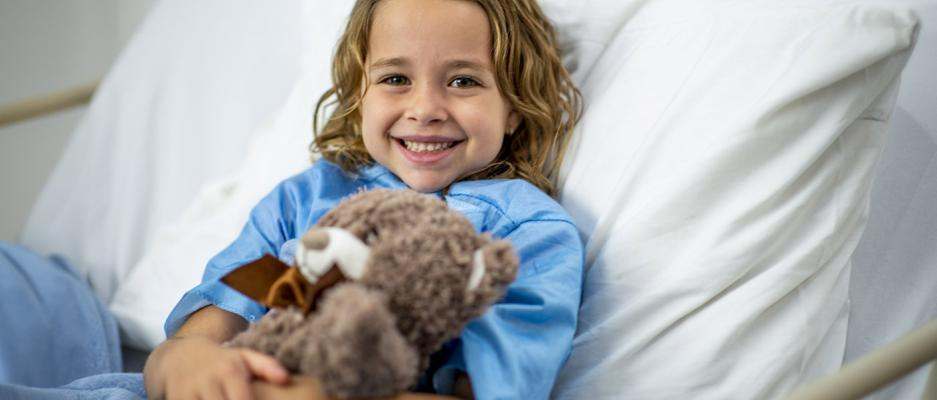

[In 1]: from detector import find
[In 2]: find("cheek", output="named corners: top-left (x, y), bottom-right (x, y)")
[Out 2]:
top-left (360, 93), bottom-right (395, 135)
top-left (454, 110), bottom-right (507, 167)
top-left (456, 98), bottom-right (510, 139)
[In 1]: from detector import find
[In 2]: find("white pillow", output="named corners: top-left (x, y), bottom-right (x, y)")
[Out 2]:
top-left (550, 2), bottom-right (917, 399)
top-left (107, 0), bottom-right (354, 348)
top-left (109, 70), bottom-right (331, 349)
top-left (19, 0), bottom-right (317, 302)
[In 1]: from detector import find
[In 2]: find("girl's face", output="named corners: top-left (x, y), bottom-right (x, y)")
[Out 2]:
top-left (360, 0), bottom-right (519, 193)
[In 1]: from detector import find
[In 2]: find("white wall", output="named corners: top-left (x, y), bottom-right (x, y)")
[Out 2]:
top-left (845, 1), bottom-right (937, 398)
top-left (0, 0), bottom-right (153, 242)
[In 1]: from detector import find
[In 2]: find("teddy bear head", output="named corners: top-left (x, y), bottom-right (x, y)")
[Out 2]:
top-left (306, 188), bottom-right (518, 358)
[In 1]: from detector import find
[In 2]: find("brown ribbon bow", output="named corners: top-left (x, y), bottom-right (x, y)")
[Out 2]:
top-left (221, 254), bottom-right (346, 315)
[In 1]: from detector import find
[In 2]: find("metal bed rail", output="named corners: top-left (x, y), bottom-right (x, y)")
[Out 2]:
top-left (788, 319), bottom-right (937, 400)
top-left (0, 81), bottom-right (98, 128)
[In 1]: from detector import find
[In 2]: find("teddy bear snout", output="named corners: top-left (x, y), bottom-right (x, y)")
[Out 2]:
top-left (296, 227), bottom-right (372, 283)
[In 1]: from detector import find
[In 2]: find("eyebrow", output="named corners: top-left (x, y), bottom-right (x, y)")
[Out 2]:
top-left (369, 57), bottom-right (408, 70)
top-left (445, 59), bottom-right (489, 72)
top-left (368, 57), bottom-right (490, 72)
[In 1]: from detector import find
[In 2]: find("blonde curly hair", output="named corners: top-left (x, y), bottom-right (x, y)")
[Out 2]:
top-left (312, 0), bottom-right (582, 196)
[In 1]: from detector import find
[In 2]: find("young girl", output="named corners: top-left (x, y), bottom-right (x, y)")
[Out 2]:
top-left (144, 0), bottom-right (583, 399)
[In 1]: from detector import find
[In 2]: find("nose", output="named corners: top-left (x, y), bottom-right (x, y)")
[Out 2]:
top-left (301, 228), bottom-right (330, 250)
top-left (405, 83), bottom-right (447, 125)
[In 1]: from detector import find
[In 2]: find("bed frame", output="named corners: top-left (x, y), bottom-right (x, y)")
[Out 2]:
top-left (0, 85), bottom-right (935, 399)
top-left (0, 82), bottom-right (97, 127)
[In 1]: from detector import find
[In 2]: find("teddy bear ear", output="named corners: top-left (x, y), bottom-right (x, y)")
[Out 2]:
top-left (468, 240), bottom-right (519, 293)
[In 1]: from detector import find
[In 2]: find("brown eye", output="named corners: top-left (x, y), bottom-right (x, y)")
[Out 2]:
top-left (380, 75), bottom-right (410, 86)
top-left (450, 76), bottom-right (480, 88)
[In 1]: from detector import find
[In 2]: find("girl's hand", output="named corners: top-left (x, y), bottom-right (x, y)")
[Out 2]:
top-left (144, 304), bottom-right (290, 400)
top-left (145, 335), bottom-right (289, 400)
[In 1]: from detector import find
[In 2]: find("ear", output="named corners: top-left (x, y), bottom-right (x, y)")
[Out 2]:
top-left (459, 239), bottom-right (519, 321)
top-left (505, 110), bottom-right (522, 136)
top-left (472, 240), bottom-right (519, 292)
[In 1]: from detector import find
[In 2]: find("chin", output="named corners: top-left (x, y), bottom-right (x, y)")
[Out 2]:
top-left (401, 174), bottom-right (452, 193)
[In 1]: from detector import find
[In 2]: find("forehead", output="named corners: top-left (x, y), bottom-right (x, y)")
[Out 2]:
top-left (369, 0), bottom-right (492, 66)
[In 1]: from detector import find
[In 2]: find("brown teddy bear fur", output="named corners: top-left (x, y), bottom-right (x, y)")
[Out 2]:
top-left (226, 189), bottom-right (519, 398)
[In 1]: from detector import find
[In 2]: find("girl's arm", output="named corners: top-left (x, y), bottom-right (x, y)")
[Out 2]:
top-left (167, 304), bottom-right (247, 341)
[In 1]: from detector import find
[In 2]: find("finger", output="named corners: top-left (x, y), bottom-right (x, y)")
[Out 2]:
top-left (198, 381), bottom-right (227, 400)
top-left (240, 350), bottom-right (289, 384)
top-left (221, 376), bottom-right (253, 400)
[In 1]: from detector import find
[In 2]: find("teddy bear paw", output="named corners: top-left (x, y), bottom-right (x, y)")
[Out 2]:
top-left (301, 283), bottom-right (419, 399)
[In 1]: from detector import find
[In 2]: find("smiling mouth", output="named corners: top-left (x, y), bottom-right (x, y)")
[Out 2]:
top-left (396, 138), bottom-right (464, 153)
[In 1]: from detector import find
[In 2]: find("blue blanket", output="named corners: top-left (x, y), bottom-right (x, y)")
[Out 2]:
top-left (0, 242), bottom-right (145, 399)
top-left (0, 373), bottom-right (145, 400)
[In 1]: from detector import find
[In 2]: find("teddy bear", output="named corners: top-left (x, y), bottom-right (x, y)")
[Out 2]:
top-left (219, 188), bottom-right (519, 399)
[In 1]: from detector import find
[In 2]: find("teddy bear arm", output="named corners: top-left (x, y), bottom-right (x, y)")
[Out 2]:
top-left (301, 283), bottom-right (419, 399)
top-left (225, 307), bottom-right (307, 366)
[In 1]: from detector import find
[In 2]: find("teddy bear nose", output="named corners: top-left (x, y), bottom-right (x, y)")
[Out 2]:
top-left (302, 229), bottom-right (330, 250)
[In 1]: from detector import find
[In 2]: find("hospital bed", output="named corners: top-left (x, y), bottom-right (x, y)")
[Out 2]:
top-left (1, 0), bottom-right (936, 399)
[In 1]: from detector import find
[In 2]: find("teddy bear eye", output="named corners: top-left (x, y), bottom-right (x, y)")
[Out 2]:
top-left (365, 230), bottom-right (378, 245)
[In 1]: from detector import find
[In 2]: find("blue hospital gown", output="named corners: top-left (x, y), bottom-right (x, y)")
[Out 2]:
top-left (164, 160), bottom-right (584, 400)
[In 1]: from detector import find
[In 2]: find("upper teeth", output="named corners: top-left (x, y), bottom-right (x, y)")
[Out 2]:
top-left (402, 140), bottom-right (454, 152)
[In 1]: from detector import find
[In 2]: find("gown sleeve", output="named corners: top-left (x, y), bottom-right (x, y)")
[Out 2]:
top-left (432, 218), bottom-right (584, 400)
top-left (163, 183), bottom-right (297, 337)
